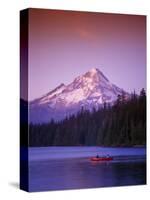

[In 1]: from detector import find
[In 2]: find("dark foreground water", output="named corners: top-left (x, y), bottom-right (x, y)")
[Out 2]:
top-left (28, 147), bottom-right (146, 192)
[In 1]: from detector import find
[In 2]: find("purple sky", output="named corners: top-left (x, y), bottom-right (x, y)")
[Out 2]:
top-left (28, 9), bottom-right (146, 101)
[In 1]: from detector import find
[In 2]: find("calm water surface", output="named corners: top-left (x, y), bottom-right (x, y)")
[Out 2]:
top-left (28, 147), bottom-right (146, 192)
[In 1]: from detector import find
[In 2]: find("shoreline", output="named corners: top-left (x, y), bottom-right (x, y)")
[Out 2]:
top-left (27, 145), bottom-right (146, 148)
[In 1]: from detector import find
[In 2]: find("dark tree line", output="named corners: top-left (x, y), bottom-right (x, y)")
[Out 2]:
top-left (29, 89), bottom-right (146, 147)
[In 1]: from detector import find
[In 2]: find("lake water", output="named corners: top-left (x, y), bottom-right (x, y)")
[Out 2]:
top-left (28, 147), bottom-right (146, 192)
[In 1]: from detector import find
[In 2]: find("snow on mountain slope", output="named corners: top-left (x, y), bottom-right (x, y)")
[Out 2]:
top-left (29, 68), bottom-right (129, 124)
top-left (32, 83), bottom-right (66, 105)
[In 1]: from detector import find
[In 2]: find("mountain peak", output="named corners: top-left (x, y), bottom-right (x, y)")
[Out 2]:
top-left (84, 67), bottom-right (109, 83)
top-left (88, 67), bottom-right (100, 74)
top-left (30, 67), bottom-right (129, 123)
top-left (84, 67), bottom-right (100, 78)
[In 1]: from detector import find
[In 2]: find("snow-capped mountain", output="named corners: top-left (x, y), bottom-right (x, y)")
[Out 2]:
top-left (30, 68), bottom-right (128, 124)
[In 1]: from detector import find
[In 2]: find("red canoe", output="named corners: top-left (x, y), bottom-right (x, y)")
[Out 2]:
top-left (90, 157), bottom-right (113, 161)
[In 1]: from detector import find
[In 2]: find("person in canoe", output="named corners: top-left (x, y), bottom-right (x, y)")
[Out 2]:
top-left (96, 154), bottom-right (110, 159)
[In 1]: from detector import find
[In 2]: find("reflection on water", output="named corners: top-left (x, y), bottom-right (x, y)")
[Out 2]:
top-left (29, 156), bottom-right (146, 192)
